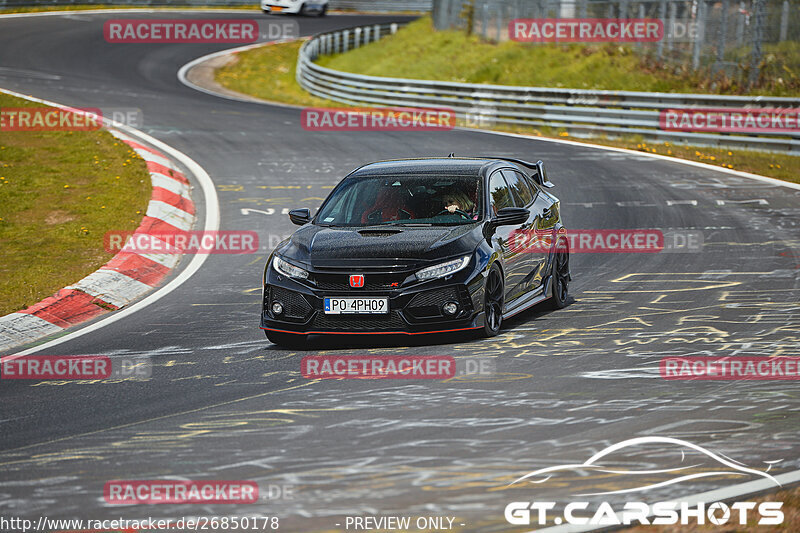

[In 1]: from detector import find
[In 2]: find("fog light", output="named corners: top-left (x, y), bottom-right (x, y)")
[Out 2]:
top-left (443, 302), bottom-right (458, 315)
top-left (272, 302), bottom-right (284, 315)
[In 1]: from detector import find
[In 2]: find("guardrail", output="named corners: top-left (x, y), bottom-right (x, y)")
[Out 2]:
top-left (297, 23), bottom-right (800, 153)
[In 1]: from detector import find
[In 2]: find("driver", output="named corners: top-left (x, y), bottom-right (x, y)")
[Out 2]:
top-left (441, 187), bottom-right (475, 216)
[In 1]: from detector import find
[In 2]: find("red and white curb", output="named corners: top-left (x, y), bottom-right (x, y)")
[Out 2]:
top-left (0, 126), bottom-right (196, 352)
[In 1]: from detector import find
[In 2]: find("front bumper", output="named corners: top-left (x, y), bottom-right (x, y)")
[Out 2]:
top-left (261, 2), bottom-right (303, 14)
top-left (261, 264), bottom-right (485, 335)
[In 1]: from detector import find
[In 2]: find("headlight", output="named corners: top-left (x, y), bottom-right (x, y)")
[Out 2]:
top-left (415, 255), bottom-right (471, 281)
top-left (272, 256), bottom-right (309, 279)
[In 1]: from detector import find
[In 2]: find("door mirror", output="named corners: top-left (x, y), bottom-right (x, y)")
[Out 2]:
top-left (495, 207), bottom-right (529, 226)
top-left (288, 208), bottom-right (311, 226)
top-left (535, 160), bottom-right (554, 188)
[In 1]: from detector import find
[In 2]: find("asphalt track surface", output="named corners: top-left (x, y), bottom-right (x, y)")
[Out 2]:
top-left (0, 10), bottom-right (799, 533)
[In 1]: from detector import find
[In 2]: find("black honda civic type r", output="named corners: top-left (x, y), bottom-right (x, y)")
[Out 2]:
top-left (261, 157), bottom-right (570, 347)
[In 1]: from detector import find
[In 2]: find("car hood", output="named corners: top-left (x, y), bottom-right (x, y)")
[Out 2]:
top-left (278, 224), bottom-right (482, 267)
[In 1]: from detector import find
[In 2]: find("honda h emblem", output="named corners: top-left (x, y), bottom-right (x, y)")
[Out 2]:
top-left (349, 274), bottom-right (365, 288)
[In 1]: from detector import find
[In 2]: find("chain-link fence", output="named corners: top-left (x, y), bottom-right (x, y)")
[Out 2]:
top-left (433, 0), bottom-right (799, 84)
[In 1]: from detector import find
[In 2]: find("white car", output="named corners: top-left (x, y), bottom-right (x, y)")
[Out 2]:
top-left (261, 0), bottom-right (329, 16)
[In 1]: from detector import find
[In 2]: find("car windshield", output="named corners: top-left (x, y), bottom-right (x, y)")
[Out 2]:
top-left (315, 175), bottom-right (483, 227)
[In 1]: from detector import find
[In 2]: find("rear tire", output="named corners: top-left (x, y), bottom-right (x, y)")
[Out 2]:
top-left (482, 265), bottom-right (504, 337)
top-left (265, 330), bottom-right (306, 348)
top-left (550, 240), bottom-right (569, 309)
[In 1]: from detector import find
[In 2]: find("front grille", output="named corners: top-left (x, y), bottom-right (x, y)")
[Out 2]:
top-left (312, 273), bottom-right (405, 291)
top-left (312, 310), bottom-right (407, 331)
top-left (269, 286), bottom-right (313, 321)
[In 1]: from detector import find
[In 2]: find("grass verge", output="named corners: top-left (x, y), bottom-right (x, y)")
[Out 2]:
top-left (216, 40), bottom-right (335, 107)
top-left (214, 39), bottom-right (800, 185)
top-left (318, 17), bottom-right (800, 97)
top-left (0, 93), bottom-right (151, 316)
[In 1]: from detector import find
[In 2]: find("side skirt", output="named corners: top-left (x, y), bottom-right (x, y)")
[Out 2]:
top-left (502, 276), bottom-right (552, 320)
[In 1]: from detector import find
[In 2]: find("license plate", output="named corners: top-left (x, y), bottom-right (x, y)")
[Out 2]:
top-left (270, 6), bottom-right (284, 11)
top-left (324, 297), bottom-right (388, 315)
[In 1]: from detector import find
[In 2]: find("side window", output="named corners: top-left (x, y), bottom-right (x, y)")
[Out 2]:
top-left (521, 171), bottom-right (541, 198)
top-left (502, 170), bottom-right (533, 206)
top-left (488, 172), bottom-right (513, 213)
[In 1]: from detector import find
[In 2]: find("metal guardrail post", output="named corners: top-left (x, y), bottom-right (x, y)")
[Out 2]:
top-left (692, 0), bottom-right (706, 70)
top-left (735, 1), bottom-right (745, 46)
top-left (714, 0), bottom-right (729, 75)
top-left (481, 2), bottom-right (488, 39)
top-left (667, 1), bottom-right (676, 53)
top-left (657, 0), bottom-right (666, 60)
top-left (779, 0), bottom-right (789, 41)
top-left (343, 30), bottom-right (349, 52)
top-left (748, 0), bottom-right (764, 87)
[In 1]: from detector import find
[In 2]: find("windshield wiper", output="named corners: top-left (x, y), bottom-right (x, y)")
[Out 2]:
top-left (383, 222), bottom-right (434, 227)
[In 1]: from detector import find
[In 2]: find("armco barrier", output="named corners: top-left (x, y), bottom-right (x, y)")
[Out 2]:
top-left (296, 23), bottom-right (800, 153)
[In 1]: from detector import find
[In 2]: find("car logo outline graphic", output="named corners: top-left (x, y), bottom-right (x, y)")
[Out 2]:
top-left (349, 274), bottom-right (365, 288)
top-left (507, 436), bottom-right (782, 496)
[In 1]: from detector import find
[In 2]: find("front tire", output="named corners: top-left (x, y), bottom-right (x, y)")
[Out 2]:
top-left (265, 330), bottom-right (306, 348)
top-left (482, 265), bottom-right (504, 337)
top-left (550, 240), bottom-right (569, 309)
